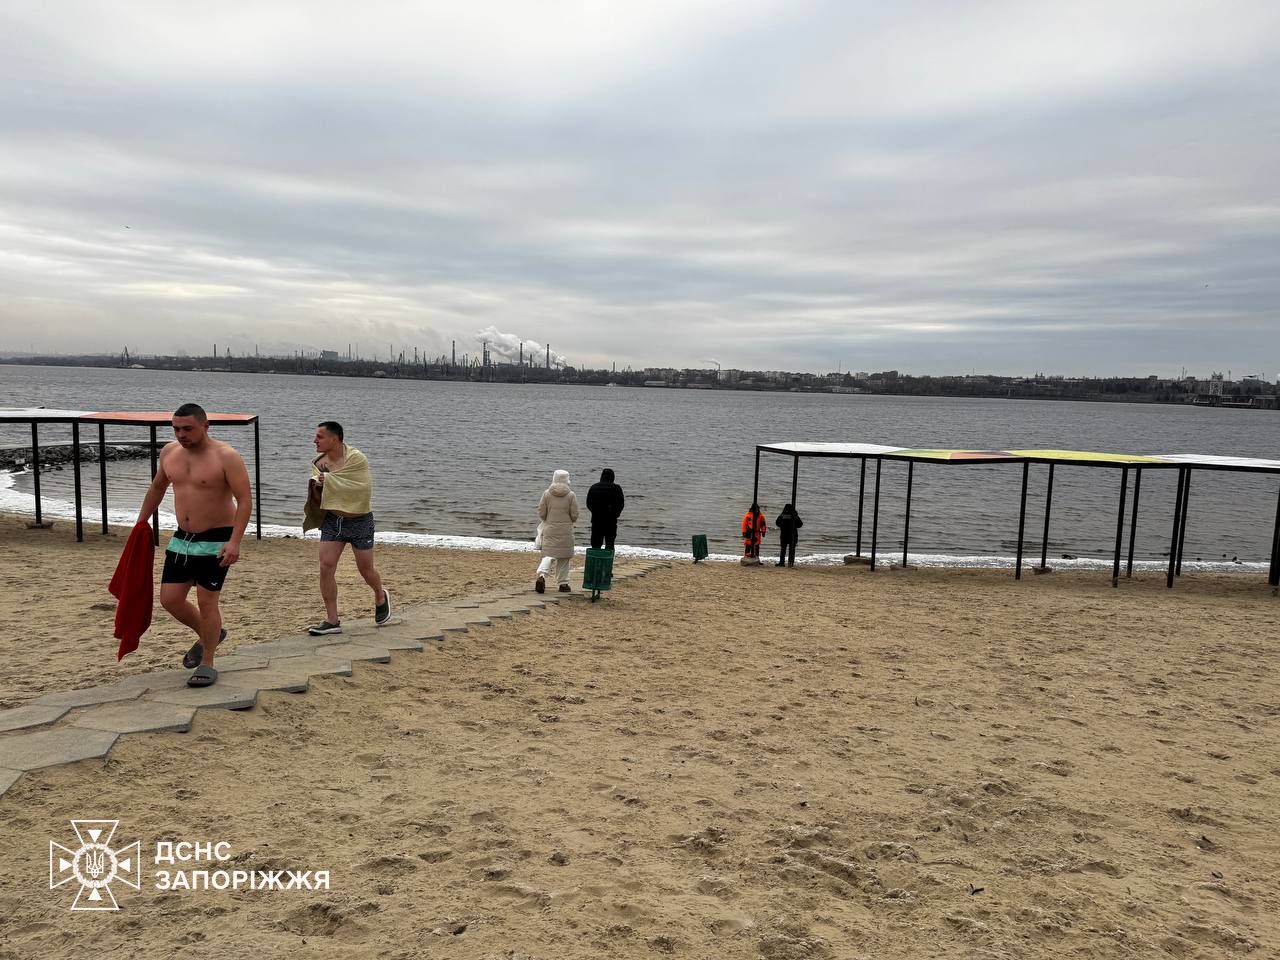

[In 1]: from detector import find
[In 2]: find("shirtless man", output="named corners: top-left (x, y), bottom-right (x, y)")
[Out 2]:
top-left (136, 403), bottom-right (252, 687)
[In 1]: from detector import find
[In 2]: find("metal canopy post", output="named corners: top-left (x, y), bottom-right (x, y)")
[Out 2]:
top-left (1167, 467), bottom-right (1186, 589)
top-left (72, 421), bottom-right (83, 542)
top-left (30, 422), bottom-right (44, 526)
top-left (254, 419), bottom-right (263, 540)
top-left (1270, 481), bottom-right (1280, 588)
top-left (870, 458), bottom-right (882, 571)
top-left (1126, 468), bottom-right (1142, 578)
top-left (855, 458), bottom-right (866, 556)
top-left (1015, 461), bottom-right (1029, 579)
top-left (752, 448), bottom-right (761, 506)
top-left (902, 461), bottom-right (914, 568)
top-left (1038, 463), bottom-right (1055, 571)
top-left (98, 422), bottom-right (109, 535)
top-left (1176, 471), bottom-right (1192, 576)
top-left (1111, 467), bottom-right (1129, 588)
top-left (149, 424), bottom-right (160, 542)
top-left (790, 455), bottom-right (799, 507)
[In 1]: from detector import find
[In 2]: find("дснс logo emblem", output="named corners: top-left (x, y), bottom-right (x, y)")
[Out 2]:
top-left (49, 819), bottom-right (141, 911)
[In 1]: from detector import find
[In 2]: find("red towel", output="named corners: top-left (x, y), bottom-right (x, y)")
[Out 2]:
top-left (109, 521), bottom-right (156, 660)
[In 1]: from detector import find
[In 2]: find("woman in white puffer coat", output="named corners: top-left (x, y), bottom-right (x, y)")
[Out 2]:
top-left (535, 469), bottom-right (579, 593)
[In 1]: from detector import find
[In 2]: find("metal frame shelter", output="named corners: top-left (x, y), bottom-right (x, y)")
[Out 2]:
top-left (0, 408), bottom-right (262, 544)
top-left (753, 442), bottom-right (1280, 589)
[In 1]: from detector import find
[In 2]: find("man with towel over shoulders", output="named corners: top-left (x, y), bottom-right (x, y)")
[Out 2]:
top-left (303, 421), bottom-right (391, 635)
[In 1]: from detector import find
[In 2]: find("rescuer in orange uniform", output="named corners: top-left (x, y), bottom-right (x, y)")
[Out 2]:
top-left (741, 503), bottom-right (766, 559)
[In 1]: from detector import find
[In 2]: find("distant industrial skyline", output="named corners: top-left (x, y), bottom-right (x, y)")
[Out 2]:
top-left (1, 2), bottom-right (1277, 377)
top-left (2, 349), bottom-right (1274, 385)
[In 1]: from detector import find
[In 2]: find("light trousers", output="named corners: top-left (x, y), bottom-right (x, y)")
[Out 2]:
top-left (536, 555), bottom-right (572, 585)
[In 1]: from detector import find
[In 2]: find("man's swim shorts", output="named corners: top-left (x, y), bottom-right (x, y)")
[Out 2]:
top-left (319, 511), bottom-right (376, 550)
top-left (161, 526), bottom-right (234, 592)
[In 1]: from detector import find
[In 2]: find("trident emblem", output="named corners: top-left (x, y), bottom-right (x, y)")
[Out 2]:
top-left (50, 820), bottom-right (142, 911)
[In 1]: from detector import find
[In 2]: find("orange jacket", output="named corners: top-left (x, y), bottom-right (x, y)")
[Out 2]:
top-left (741, 510), bottom-right (766, 541)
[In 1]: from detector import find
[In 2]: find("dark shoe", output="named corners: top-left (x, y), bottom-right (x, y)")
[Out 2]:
top-left (558, 583), bottom-right (571, 593)
top-left (183, 628), bottom-right (227, 669)
top-left (535, 575), bottom-right (545, 594)
top-left (775, 562), bottom-right (785, 567)
top-left (308, 620), bottom-right (343, 636)
top-left (375, 588), bottom-right (392, 626)
top-left (187, 665), bottom-right (218, 688)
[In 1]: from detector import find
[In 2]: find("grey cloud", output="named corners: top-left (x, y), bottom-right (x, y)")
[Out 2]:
top-left (0, 1), bottom-right (1277, 376)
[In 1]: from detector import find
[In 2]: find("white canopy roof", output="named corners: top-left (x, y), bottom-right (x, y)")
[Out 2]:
top-left (0, 408), bottom-right (94, 421)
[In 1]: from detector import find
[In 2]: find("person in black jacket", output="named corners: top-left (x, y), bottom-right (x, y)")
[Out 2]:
top-left (586, 468), bottom-right (625, 550)
top-left (775, 503), bottom-right (802, 567)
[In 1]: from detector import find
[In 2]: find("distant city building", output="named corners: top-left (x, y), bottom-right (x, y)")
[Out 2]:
top-left (320, 350), bottom-right (340, 360)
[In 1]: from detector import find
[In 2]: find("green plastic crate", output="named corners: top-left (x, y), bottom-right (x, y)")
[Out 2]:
top-left (582, 548), bottom-right (615, 601)
top-left (692, 534), bottom-right (709, 562)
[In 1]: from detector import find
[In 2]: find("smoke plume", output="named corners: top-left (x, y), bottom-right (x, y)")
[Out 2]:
top-left (475, 326), bottom-right (568, 368)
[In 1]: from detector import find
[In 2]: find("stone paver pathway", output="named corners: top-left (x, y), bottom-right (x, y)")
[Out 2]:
top-left (0, 561), bottom-right (668, 797)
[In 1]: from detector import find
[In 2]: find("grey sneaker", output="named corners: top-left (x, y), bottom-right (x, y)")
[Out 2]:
top-left (308, 621), bottom-right (342, 636)
top-left (375, 589), bottom-right (392, 626)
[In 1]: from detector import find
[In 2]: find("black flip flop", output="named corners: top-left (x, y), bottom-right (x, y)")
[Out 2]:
top-left (187, 665), bottom-right (218, 688)
top-left (182, 628), bottom-right (227, 669)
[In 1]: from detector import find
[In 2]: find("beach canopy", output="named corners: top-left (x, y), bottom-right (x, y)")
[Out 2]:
top-left (0, 408), bottom-right (261, 543)
top-left (753, 442), bottom-right (1280, 589)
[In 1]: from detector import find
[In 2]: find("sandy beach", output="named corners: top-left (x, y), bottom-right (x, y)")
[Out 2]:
top-left (2, 514), bottom-right (1278, 958)
top-left (0, 515), bottom-right (535, 707)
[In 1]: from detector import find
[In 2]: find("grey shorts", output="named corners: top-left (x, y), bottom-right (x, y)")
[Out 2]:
top-left (320, 511), bottom-right (375, 550)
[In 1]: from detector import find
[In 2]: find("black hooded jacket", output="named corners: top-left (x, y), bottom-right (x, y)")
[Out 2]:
top-left (587, 477), bottom-right (625, 527)
top-left (775, 505), bottom-right (803, 543)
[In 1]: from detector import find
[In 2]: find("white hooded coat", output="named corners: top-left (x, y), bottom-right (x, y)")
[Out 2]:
top-left (537, 470), bottom-right (579, 558)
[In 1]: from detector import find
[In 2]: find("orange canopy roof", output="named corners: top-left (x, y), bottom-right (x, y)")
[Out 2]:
top-left (79, 411), bottom-right (258, 425)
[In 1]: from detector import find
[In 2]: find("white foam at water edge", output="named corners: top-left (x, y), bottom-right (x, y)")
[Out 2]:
top-left (0, 470), bottom-right (1267, 572)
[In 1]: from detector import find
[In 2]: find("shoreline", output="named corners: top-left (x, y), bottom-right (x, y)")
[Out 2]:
top-left (1, 478), bottom-right (1271, 574)
top-left (5, 358), bottom-right (1271, 407)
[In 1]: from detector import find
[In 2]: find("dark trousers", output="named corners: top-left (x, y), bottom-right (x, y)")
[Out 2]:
top-left (778, 538), bottom-right (797, 566)
top-left (590, 525), bottom-right (617, 550)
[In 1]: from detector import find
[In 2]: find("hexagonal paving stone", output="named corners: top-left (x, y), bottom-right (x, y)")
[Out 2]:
top-left (234, 638), bottom-right (328, 659)
top-left (203, 654), bottom-right (271, 672)
top-left (267, 655), bottom-right (353, 678)
top-left (376, 636), bottom-right (425, 652)
top-left (71, 701), bottom-right (196, 735)
top-left (0, 727), bottom-right (119, 772)
top-left (0, 768), bottom-right (21, 796)
top-left (218, 668), bottom-right (310, 694)
top-left (144, 683), bottom-right (257, 710)
top-left (311, 642), bottom-right (392, 664)
top-left (130, 669), bottom-right (219, 696)
top-left (35, 684), bottom-right (143, 709)
top-left (0, 704), bottom-right (70, 734)
top-left (114, 669), bottom-right (193, 691)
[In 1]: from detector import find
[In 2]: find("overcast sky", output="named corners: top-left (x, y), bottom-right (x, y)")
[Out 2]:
top-left (1, 1), bottom-right (1277, 376)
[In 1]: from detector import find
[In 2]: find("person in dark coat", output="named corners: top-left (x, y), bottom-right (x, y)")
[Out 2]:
top-left (586, 468), bottom-right (625, 550)
top-left (775, 503), bottom-right (803, 567)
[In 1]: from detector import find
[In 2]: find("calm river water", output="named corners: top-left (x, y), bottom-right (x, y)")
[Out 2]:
top-left (2, 364), bottom-right (1276, 568)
